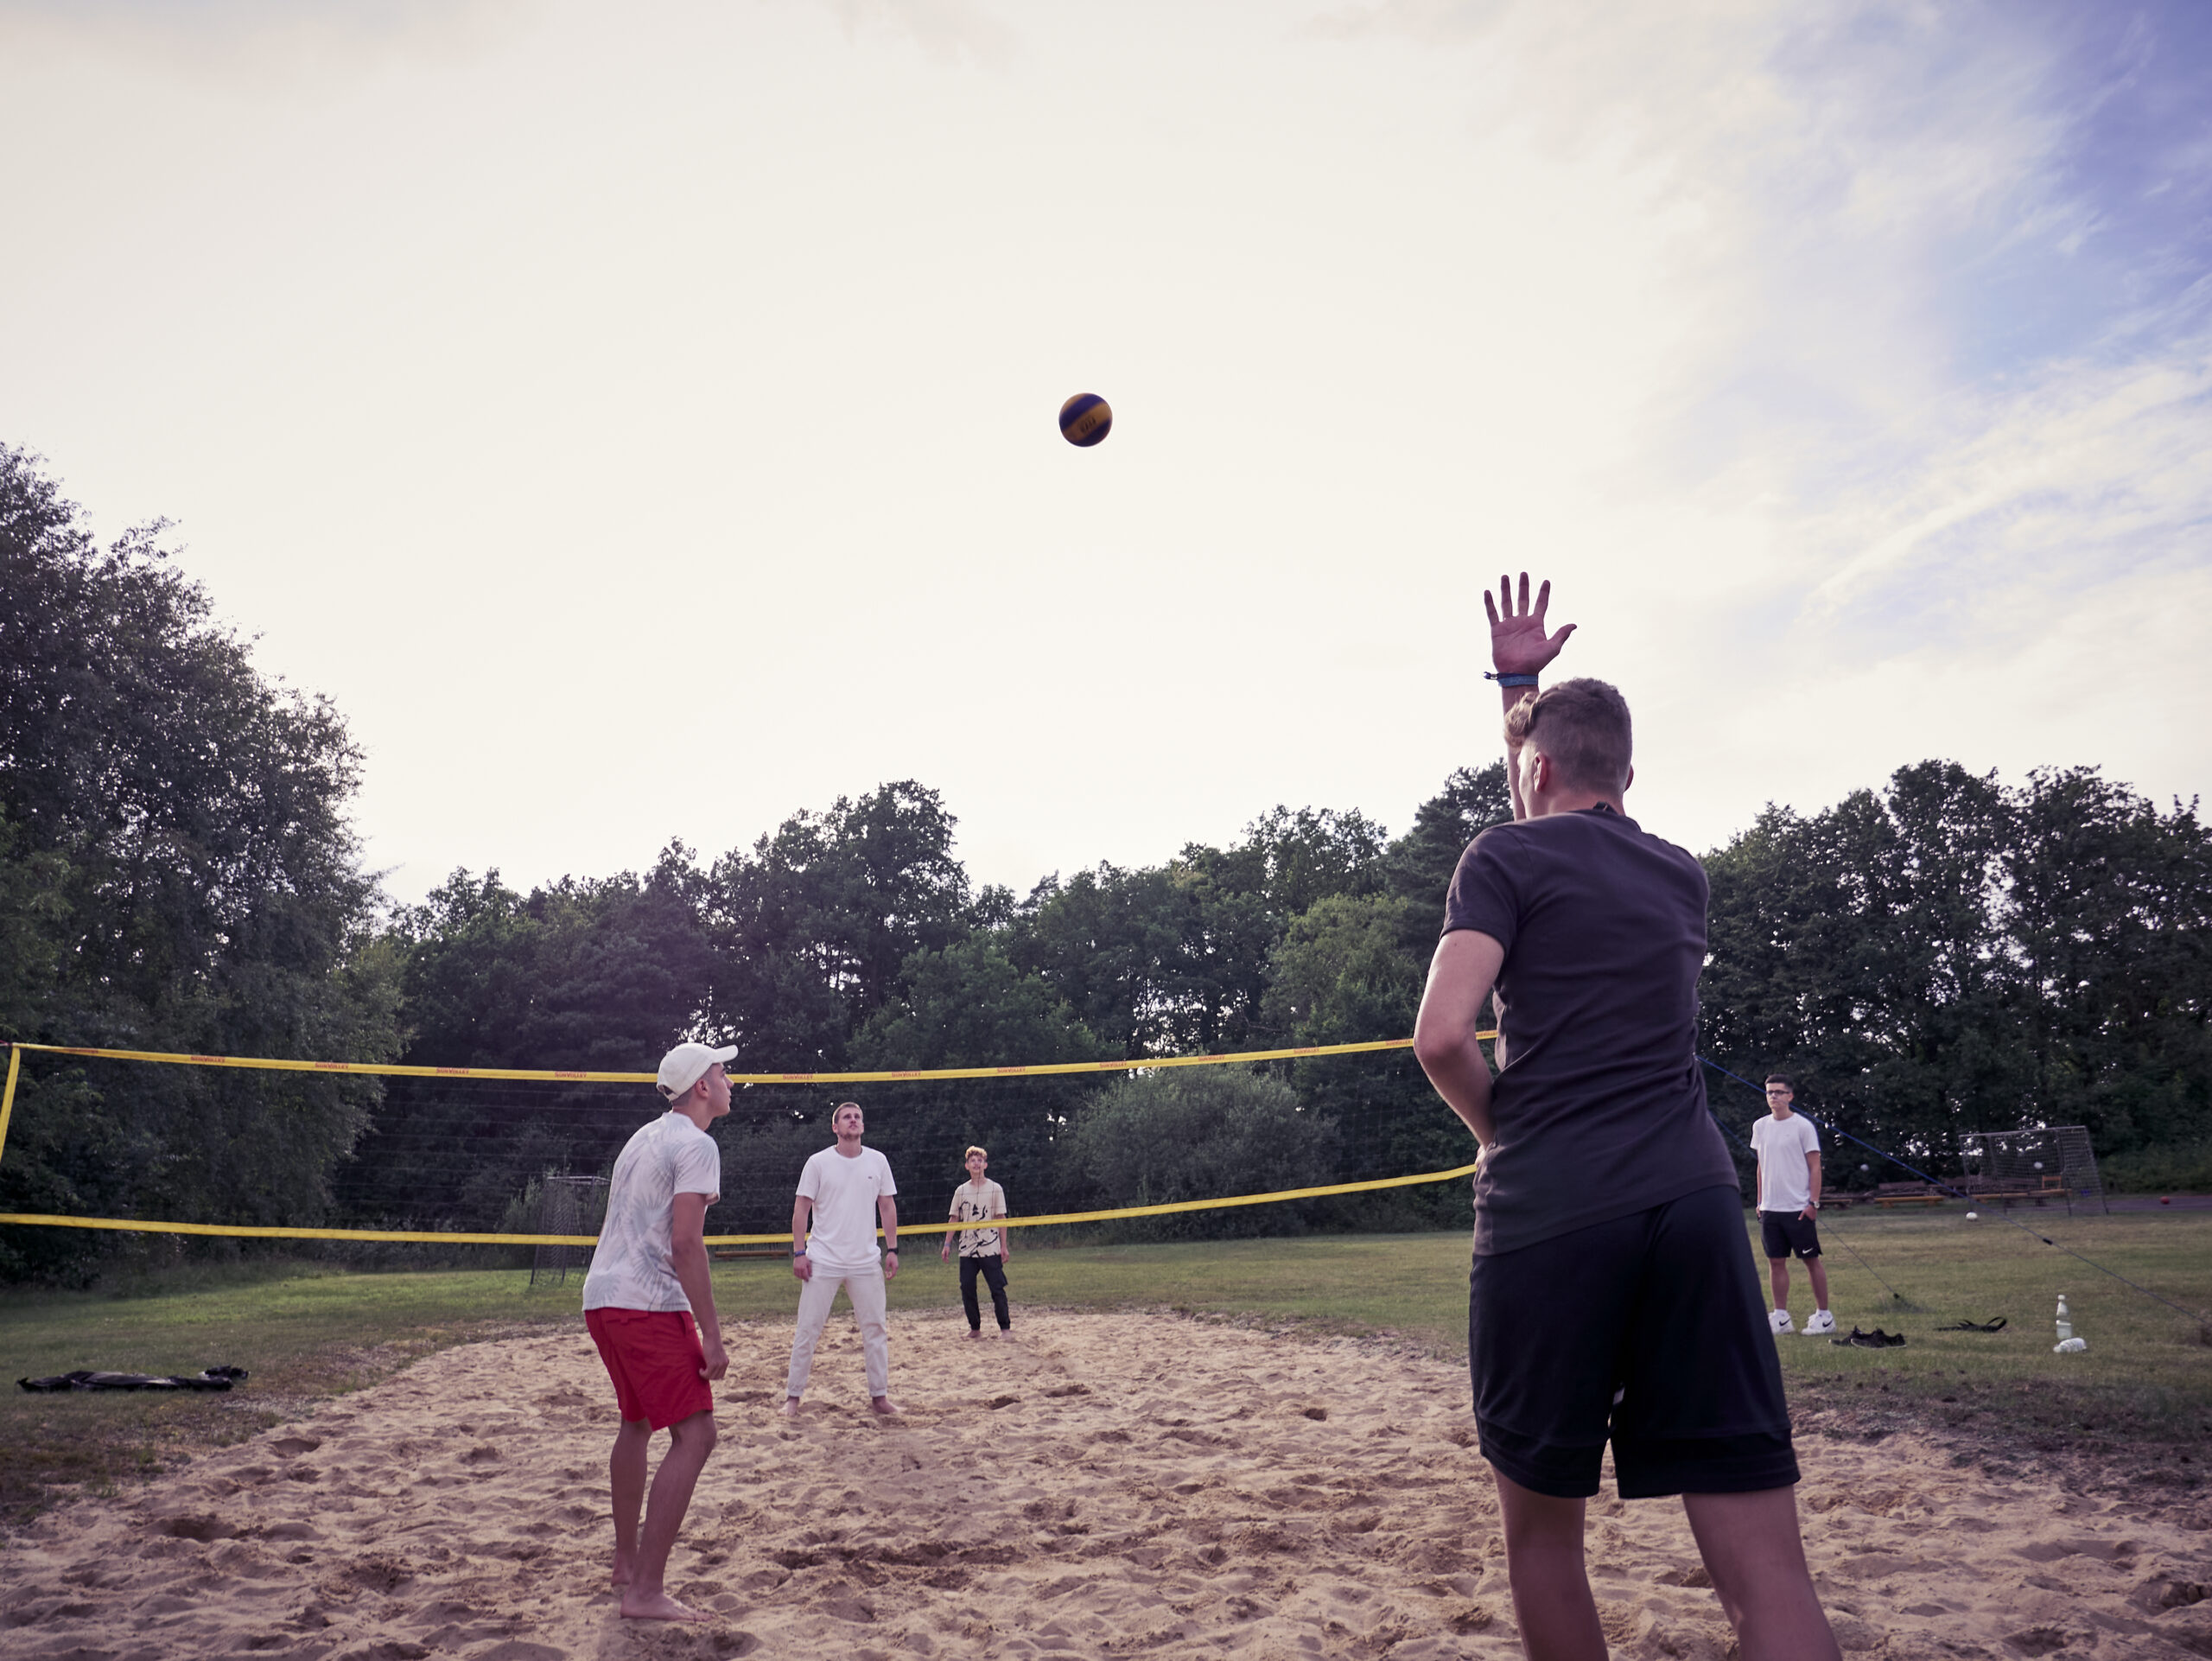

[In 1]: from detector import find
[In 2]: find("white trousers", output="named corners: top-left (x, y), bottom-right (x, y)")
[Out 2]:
top-left (785, 1265), bottom-right (889, 1400)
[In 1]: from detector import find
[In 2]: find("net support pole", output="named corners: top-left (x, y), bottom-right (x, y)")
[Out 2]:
top-left (0, 1043), bottom-right (19, 1169)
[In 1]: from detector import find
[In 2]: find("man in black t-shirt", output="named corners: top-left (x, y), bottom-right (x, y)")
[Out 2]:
top-left (1412, 574), bottom-right (1837, 1661)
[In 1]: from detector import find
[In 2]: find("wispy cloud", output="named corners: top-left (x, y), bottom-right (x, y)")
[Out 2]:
top-left (1301, 0), bottom-right (2209, 833)
top-left (820, 0), bottom-right (1016, 70)
top-left (1802, 341), bottom-right (2212, 630)
top-left (1315, 1), bottom-right (2212, 646)
top-left (0, 0), bottom-right (539, 84)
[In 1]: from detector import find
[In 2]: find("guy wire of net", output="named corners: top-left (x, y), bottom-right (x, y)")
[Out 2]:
top-left (0, 1036), bottom-right (1496, 1263)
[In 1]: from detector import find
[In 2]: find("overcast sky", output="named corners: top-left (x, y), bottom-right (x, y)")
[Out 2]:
top-left (5, 0), bottom-right (2208, 906)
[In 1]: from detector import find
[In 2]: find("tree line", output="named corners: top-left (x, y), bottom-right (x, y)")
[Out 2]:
top-left (3, 446), bottom-right (2206, 1276)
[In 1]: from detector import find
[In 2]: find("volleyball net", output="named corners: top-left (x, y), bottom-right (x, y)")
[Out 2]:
top-left (0, 1034), bottom-right (1493, 1252)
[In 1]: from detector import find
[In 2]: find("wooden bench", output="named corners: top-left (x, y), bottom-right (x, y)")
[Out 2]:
top-left (1870, 1181), bottom-right (1945, 1208)
top-left (1952, 1174), bottom-right (2065, 1206)
top-left (710, 1246), bottom-right (789, 1262)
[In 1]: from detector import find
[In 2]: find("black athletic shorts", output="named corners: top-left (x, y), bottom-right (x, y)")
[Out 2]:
top-left (1468, 1183), bottom-right (1798, 1500)
top-left (1759, 1209), bottom-right (1822, 1260)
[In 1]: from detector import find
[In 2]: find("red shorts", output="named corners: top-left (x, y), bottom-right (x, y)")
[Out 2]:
top-left (585, 1308), bottom-right (715, 1430)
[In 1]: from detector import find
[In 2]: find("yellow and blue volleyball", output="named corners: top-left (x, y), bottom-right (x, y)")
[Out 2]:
top-left (1058, 392), bottom-right (1112, 448)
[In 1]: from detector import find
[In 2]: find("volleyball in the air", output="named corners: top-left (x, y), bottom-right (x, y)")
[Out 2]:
top-left (1059, 393), bottom-right (1112, 447)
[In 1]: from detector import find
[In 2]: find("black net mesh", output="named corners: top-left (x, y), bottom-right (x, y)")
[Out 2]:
top-left (0, 1045), bottom-right (1483, 1261)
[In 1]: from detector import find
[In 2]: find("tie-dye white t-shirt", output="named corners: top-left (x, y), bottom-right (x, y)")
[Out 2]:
top-left (582, 1111), bottom-right (721, 1313)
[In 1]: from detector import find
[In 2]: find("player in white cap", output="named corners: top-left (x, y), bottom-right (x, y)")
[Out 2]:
top-left (580, 1041), bottom-right (735, 1622)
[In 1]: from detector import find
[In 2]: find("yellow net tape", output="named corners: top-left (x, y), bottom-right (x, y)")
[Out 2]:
top-left (1, 1035), bottom-right (1422, 1084)
top-left (0, 1158), bottom-right (1480, 1246)
top-left (0, 1215), bottom-right (594, 1246)
top-left (0, 1043), bottom-right (19, 1169)
top-left (0, 1033), bottom-right (1493, 1244)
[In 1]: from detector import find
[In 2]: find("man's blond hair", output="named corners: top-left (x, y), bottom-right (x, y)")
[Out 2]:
top-left (964, 1145), bottom-right (988, 1161)
top-left (1505, 677), bottom-right (1632, 795)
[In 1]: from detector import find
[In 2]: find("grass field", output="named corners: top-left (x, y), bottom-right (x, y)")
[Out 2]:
top-left (1, 1206), bottom-right (2205, 1524)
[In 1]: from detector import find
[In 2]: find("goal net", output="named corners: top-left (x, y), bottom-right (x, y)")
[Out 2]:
top-left (528, 1174), bottom-right (609, 1287)
top-left (1959, 1125), bottom-right (2107, 1215)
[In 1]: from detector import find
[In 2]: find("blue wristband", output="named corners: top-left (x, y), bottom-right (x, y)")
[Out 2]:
top-left (1485, 671), bottom-right (1540, 687)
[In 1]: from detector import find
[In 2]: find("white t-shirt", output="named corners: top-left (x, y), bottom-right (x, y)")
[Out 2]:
top-left (1751, 1112), bottom-right (1821, 1212)
top-left (949, 1178), bottom-right (1007, 1257)
top-left (797, 1145), bottom-right (898, 1275)
top-left (582, 1111), bottom-right (721, 1312)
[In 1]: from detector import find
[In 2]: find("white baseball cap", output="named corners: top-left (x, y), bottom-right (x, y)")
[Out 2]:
top-left (657, 1041), bottom-right (738, 1099)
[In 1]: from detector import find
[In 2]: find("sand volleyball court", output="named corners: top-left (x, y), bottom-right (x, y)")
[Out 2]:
top-left (3, 1310), bottom-right (2209, 1658)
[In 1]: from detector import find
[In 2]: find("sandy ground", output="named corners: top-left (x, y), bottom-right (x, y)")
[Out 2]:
top-left (3, 1309), bottom-right (2209, 1660)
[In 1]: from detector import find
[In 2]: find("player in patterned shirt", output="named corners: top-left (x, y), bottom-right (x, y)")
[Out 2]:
top-left (939, 1146), bottom-right (1013, 1339)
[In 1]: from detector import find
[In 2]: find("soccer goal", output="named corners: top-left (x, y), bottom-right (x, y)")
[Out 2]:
top-left (528, 1174), bottom-right (609, 1288)
top-left (1959, 1126), bottom-right (2107, 1215)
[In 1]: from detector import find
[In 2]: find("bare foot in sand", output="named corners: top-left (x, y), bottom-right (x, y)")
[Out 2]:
top-left (620, 1588), bottom-right (709, 1623)
top-left (780, 1397), bottom-right (801, 1416)
top-left (610, 1552), bottom-right (634, 1589)
top-left (871, 1395), bottom-right (903, 1416)
top-left (963, 1329), bottom-right (982, 1340)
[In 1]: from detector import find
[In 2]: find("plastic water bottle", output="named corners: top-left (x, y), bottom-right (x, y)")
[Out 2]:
top-left (2055, 1295), bottom-right (2071, 1344)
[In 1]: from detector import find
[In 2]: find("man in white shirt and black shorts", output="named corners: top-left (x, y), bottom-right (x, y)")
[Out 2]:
top-left (1751, 1075), bottom-right (1833, 1336)
top-left (784, 1100), bottom-right (902, 1416)
top-left (1414, 574), bottom-right (1837, 1661)
top-left (581, 1041), bottom-right (734, 1624)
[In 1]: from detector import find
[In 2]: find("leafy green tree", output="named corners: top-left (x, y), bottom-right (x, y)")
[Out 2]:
top-left (1705, 762), bottom-right (2036, 1173)
top-left (1383, 761), bottom-right (1512, 908)
top-left (1007, 805), bottom-right (1393, 1060)
top-left (2004, 767), bottom-right (2211, 1156)
top-left (1263, 892), bottom-right (1472, 1225)
top-left (850, 937), bottom-right (1104, 1073)
top-left (0, 816), bottom-right (67, 1042)
top-left (1264, 894), bottom-right (1426, 1045)
top-left (831, 937), bottom-right (1109, 1214)
top-left (1007, 861), bottom-right (1268, 1057)
top-left (1059, 1066), bottom-right (1340, 1238)
top-left (392, 851), bottom-right (713, 1072)
top-left (339, 851), bottom-right (715, 1229)
top-left (1206, 805), bottom-right (1390, 918)
top-left (0, 446), bottom-right (397, 1276)
top-left (705, 781), bottom-right (972, 1066)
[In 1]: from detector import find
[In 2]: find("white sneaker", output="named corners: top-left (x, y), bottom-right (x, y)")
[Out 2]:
top-left (1768, 1308), bottom-right (1795, 1335)
top-left (1802, 1310), bottom-right (1836, 1336)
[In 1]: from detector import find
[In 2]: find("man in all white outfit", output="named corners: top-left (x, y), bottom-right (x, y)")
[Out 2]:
top-left (784, 1100), bottom-right (901, 1416)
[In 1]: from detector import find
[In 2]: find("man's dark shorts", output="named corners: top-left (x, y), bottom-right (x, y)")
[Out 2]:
top-left (1469, 1183), bottom-right (1797, 1500)
top-left (1759, 1209), bottom-right (1822, 1261)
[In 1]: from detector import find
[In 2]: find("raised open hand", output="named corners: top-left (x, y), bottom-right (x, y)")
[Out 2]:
top-left (1484, 573), bottom-right (1575, 678)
